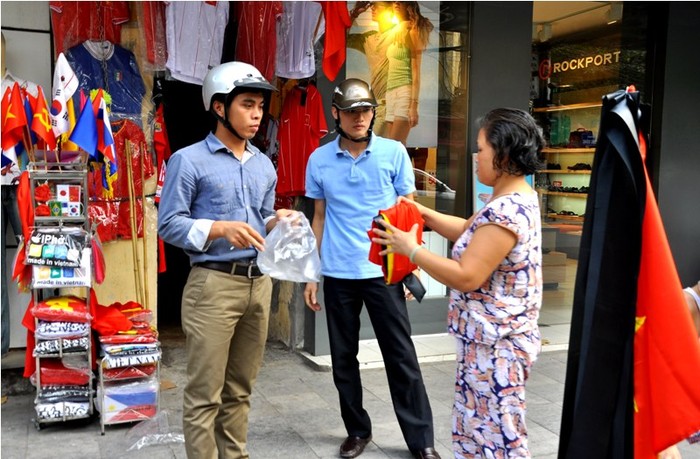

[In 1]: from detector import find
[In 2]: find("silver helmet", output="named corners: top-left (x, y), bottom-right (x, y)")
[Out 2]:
top-left (202, 61), bottom-right (276, 111)
top-left (332, 78), bottom-right (378, 111)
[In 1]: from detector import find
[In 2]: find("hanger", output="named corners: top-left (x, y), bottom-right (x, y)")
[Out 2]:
top-left (297, 77), bottom-right (317, 106)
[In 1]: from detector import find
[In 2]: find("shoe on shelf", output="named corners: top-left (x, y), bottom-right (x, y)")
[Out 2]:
top-left (340, 435), bottom-right (372, 458)
top-left (412, 447), bottom-right (442, 459)
top-left (567, 162), bottom-right (592, 171)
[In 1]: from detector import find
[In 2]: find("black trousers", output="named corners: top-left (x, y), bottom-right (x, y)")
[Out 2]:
top-left (323, 276), bottom-right (434, 450)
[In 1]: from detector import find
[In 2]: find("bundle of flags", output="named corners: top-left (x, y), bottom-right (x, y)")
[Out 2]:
top-left (1, 52), bottom-right (118, 196)
top-left (1, 82), bottom-right (54, 167)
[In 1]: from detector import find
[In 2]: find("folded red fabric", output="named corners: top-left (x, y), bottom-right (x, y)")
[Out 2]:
top-left (367, 201), bottom-right (424, 284)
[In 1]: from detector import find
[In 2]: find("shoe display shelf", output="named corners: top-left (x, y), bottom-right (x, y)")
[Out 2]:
top-left (533, 103), bottom-right (600, 227)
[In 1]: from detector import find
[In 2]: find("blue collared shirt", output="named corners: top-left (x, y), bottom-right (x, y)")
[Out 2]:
top-left (157, 133), bottom-right (277, 265)
top-left (305, 133), bottom-right (415, 279)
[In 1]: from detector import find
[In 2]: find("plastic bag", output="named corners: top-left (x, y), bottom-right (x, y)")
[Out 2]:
top-left (123, 410), bottom-right (185, 451)
top-left (257, 213), bottom-right (321, 283)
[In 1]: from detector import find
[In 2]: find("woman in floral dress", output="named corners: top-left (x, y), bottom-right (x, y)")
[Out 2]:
top-left (372, 107), bottom-right (545, 458)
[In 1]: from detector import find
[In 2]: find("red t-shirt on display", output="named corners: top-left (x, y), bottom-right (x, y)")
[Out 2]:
top-left (50, 1), bottom-right (131, 56)
top-left (276, 84), bottom-right (328, 197)
top-left (234, 1), bottom-right (283, 83)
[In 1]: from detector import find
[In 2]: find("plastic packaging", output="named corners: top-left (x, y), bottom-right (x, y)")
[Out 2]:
top-left (257, 213), bottom-right (321, 283)
top-left (96, 377), bottom-right (159, 424)
top-left (32, 295), bottom-right (91, 323)
top-left (123, 410), bottom-right (185, 451)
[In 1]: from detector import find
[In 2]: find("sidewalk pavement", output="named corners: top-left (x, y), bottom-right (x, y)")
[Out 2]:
top-left (2, 326), bottom-right (698, 459)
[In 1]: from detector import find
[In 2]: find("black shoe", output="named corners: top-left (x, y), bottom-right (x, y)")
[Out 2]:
top-left (340, 435), bottom-right (372, 458)
top-left (412, 447), bottom-right (441, 459)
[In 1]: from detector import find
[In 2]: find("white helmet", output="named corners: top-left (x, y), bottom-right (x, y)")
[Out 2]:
top-left (202, 61), bottom-right (276, 111)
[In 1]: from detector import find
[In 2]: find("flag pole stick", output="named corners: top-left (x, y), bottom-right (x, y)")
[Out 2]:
top-left (55, 136), bottom-right (63, 171)
top-left (22, 125), bottom-right (35, 163)
top-left (139, 145), bottom-right (150, 311)
top-left (125, 140), bottom-right (144, 306)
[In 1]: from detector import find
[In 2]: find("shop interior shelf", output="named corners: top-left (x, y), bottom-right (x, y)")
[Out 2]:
top-left (533, 102), bottom-right (603, 113)
top-left (542, 147), bottom-right (596, 154)
top-left (545, 213), bottom-right (585, 222)
top-left (536, 189), bottom-right (588, 198)
top-left (537, 169), bottom-right (592, 174)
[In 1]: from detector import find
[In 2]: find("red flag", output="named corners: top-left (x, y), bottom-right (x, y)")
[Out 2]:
top-left (319, 2), bottom-right (352, 82)
top-left (1, 86), bottom-right (9, 122)
top-left (634, 134), bottom-right (700, 457)
top-left (31, 86), bottom-right (57, 150)
top-left (1, 86), bottom-right (18, 167)
top-left (1, 82), bottom-right (28, 151)
top-left (12, 171), bottom-right (34, 292)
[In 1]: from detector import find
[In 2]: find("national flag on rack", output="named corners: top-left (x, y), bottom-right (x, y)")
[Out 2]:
top-left (61, 95), bottom-right (80, 151)
top-left (1, 86), bottom-right (16, 167)
top-left (0, 146), bottom-right (16, 168)
top-left (5, 88), bottom-right (37, 162)
top-left (50, 52), bottom-right (78, 137)
top-left (31, 86), bottom-right (57, 150)
top-left (1, 82), bottom-right (28, 151)
top-left (22, 89), bottom-right (37, 152)
top-left (68, 92), bottom-right (97, 157)
top-left (92, 89), bottom-right (118, 197)
top-left (92, 90), bottom-right (116, 164)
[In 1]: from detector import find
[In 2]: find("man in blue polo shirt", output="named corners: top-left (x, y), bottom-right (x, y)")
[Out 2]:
top-left (158, 61), bottom-right (295, 459)
top-left (304, 78), bottom-right (440, 459)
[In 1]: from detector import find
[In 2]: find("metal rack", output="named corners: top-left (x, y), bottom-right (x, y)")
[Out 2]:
top-left (28, 160), bottom-right (95, 430)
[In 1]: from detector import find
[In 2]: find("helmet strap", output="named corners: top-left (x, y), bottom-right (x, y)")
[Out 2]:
top-left (212, 100), bottom-right (246, 141)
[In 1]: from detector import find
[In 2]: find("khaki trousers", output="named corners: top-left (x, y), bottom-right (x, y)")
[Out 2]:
top-left (181, 266), bottom-right (272, 459)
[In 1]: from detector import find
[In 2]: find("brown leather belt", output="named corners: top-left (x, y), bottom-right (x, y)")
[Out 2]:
top-left (195, 260), bottom-right (263, 278)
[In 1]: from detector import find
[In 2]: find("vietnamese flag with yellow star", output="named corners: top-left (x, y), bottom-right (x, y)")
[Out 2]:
top-left (1, 82), bottom-right (28, 151)
top-left (559, 88), bottom-right (700, 459)
top-left (633, 134), bottom-right (700, 457)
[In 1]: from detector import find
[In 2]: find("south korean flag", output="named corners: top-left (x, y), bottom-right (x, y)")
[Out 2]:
top-left (50, 53), bottom-right (78, 136)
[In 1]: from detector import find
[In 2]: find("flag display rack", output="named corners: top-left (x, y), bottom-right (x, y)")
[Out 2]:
top-left (27, 160), bottom-right (95, 430)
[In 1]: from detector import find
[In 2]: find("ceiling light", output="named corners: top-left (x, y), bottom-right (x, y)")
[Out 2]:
top-left (538, 23), bottom-right (552, 42)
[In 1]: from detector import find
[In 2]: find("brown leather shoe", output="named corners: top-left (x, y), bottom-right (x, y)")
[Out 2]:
top-left (412, 447), bottom-right (441, 459)
top-left (340, 435), bottom-right (372, 458)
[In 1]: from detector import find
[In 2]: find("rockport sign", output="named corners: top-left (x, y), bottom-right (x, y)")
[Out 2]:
top-left (539, 51), bottom-right (621, 79)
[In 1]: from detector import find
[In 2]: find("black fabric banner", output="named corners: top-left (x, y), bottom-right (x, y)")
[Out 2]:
top-left (558, 90), bottom-right (648, 459)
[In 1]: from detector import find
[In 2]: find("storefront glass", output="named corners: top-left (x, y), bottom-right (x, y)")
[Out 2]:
top-left (345, 2), bottom-right (469, 312)
top-left (532, 2), bottom-right (649, 332)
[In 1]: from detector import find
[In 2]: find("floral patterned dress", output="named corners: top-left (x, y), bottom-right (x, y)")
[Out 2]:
top-left (448, 191), bottom-right (542, 459)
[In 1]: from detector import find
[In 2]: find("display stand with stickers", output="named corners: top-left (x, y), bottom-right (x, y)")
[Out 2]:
top-left (27, 159), bottom-right (95, 430)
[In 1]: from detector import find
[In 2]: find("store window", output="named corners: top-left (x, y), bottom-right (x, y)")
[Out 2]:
top-left (346, 2), bottom-right (469, 304)
top-left (531, 2), bottom-right (649, 320)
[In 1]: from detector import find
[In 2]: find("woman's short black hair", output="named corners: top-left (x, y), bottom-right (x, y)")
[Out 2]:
top-left (477, 108), bottom-right (545, 176)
